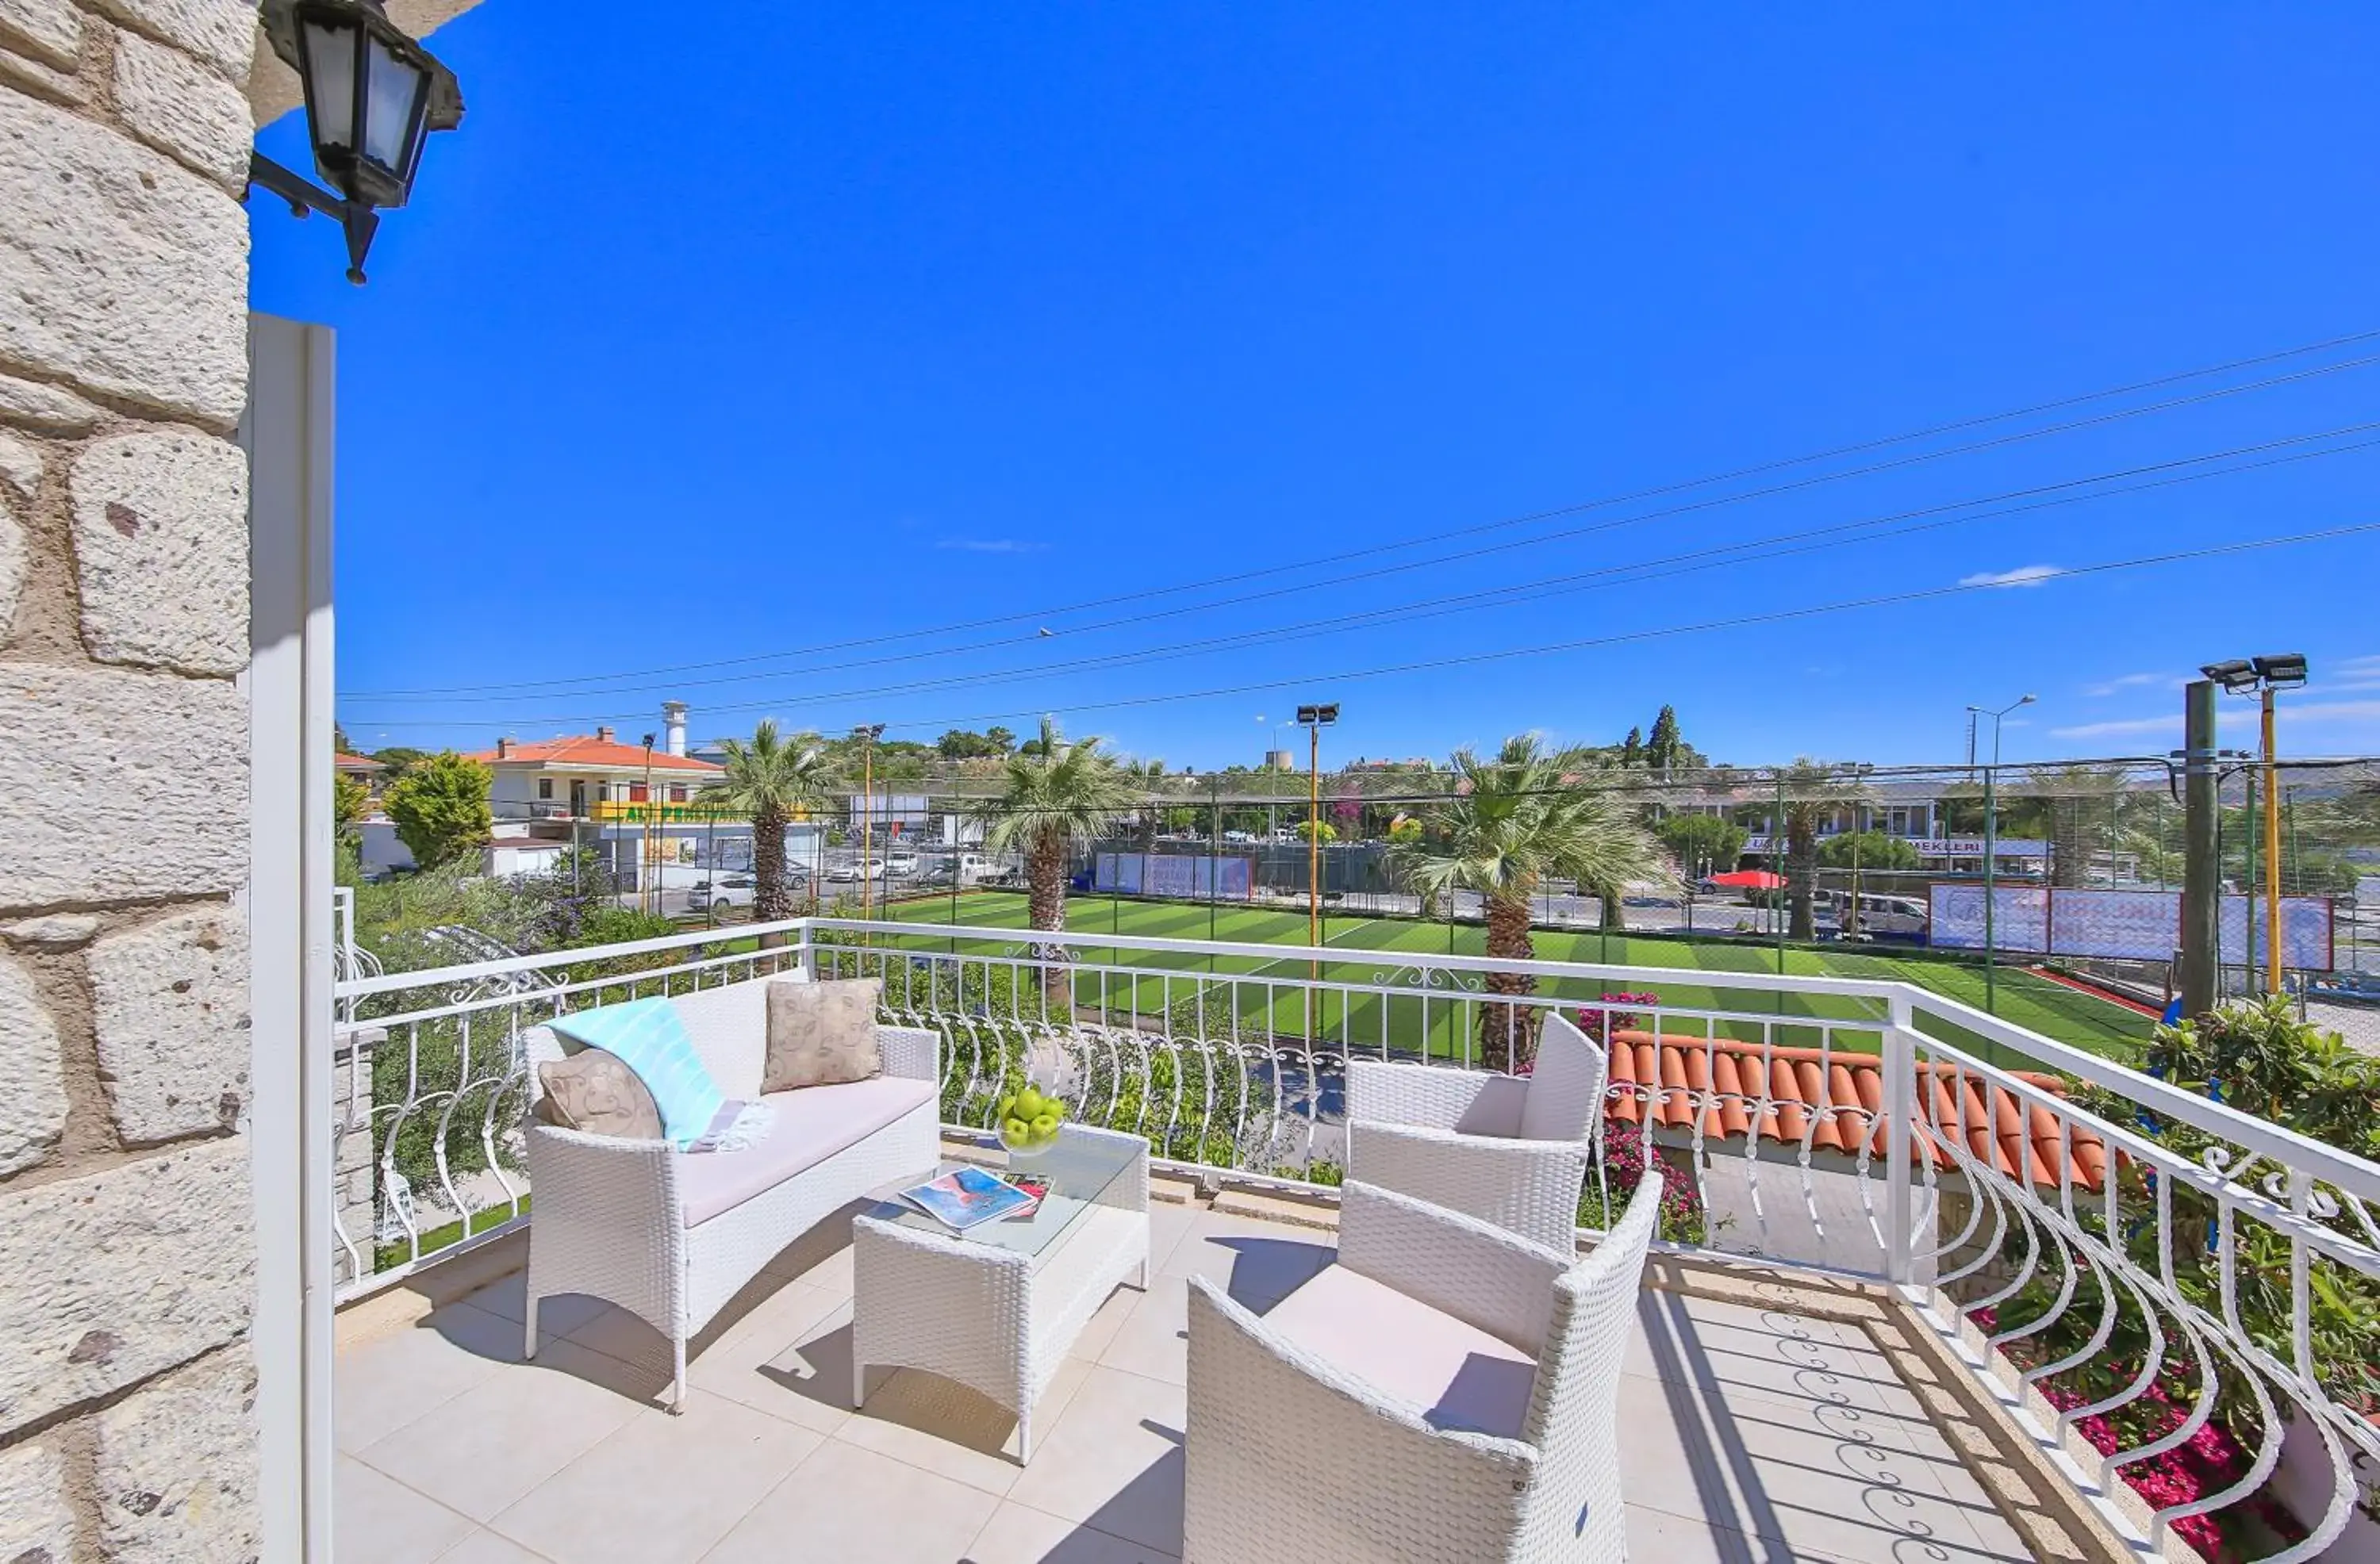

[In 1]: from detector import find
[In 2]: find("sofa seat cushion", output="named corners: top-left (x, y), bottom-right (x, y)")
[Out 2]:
top-left (1259, 1263), bottom-right (1539, 1439)
top-left (678, 1075), bottom-right (937, 1228)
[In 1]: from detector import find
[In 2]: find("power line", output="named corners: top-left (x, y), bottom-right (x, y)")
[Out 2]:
top-left (340, 329), bottom-right (2380, 700)
top-left (370, 519), bottom-right (2380, 739)
top-left (354, 423), bottom-right (2380, 724)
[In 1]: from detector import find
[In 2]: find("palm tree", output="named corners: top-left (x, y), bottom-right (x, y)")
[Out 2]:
top-left (702, 720), bottom-right (835, 934)
top-left (2026, 763), bottom-right (2127, 888)
top-left (1775, 758), bottom-right (1867, 941)
top-left (977, 716), bottom-right (1139, 995)
top-left (1385, 734), bottom-right (1672, 1071)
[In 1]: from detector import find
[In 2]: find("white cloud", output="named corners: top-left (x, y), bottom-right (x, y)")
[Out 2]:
top-left (1957, 563), bottom-right (2063, 589)
top-left (2051, 700), bottom-right (2380, 741)
top-left (935, 538), bottom-right (1046, 554)
top-left (2081, 671), bottom-right (2177, 698)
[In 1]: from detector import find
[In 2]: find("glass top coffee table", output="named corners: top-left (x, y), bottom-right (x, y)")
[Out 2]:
top-left (862, 1132), bottom-right (1144, 1259)
top-left (851, 1124), bottom-right (1151, 1463)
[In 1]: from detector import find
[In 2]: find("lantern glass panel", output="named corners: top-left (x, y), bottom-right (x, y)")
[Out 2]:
top-left (362, 33), bottom-right (425, 176)
top-left (302, 18), bottom-right (357, 151)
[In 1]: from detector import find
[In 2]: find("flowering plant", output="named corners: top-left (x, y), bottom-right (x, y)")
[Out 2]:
top-left (1583, 1118), bottom-right (1706, 1244)
top-left (1574, 991), bottom-right (1660, 1045)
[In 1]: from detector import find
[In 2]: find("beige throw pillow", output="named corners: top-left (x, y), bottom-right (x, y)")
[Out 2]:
top-left (536, 1048), bottom-right (664, 1139)
top-left (763, 977), bottom-right (883, 1091)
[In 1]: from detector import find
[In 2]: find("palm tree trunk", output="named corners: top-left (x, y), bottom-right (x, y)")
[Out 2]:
top-left (1478, 891), bottom-right (1540, 1073)
top-left (1786, 821), bottom-right (1817, 941)
top-left (1595, 879), bottom-right (1626, 931)
top-left (751, 804), bottom-right (791, 945)
top-left (1028, 828), bottom-right (1069, 1003)
top-left (2052, 799), bottom-right (2087, 889)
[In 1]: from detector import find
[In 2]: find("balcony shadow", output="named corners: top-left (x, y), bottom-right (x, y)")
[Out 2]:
top-left (1207, 1235), bottom-right (1335, 1306)
top-left (1636, 1294), bottom-right (2012, 1562)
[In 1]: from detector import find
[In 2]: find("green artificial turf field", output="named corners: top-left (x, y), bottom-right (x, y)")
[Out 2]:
top-left (850, 890), bottom-right (2155, 1070)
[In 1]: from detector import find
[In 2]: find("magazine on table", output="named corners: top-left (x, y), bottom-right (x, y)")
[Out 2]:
top-left (898, 1166), bottom-right (1042, 1231)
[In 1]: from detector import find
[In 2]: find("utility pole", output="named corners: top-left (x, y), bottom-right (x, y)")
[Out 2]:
top-left (640, 734), bottom-right (657, 918)
top-left (854, 724), bottom-right (885, 930)
top-left (2179, 679), bottom-right (2221, 1017)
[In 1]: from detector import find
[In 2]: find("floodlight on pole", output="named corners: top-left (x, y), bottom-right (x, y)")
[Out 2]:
top-left (1296, 704), bottom-right (1338, 984)
top-left (2203, 654), bottom-right (2309, 992)
top-left (1963, 693), bottom-right (2034, 1012)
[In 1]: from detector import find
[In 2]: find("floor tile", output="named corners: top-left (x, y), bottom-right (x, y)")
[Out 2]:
top-left (1143, 1202), bottom-right (1197, 1272)
top-left (1004, 1368), bottom-right (1185, 1555)
top-left (1155, 1214), bottom-right (1332, 1305)
top-left (436, 1529), bottom-right (553, 1563)
top-left (687, 1292), bottom-right (858, 1437)
top-left (1622, 1503), bottom-right (1850, 1563)
top-left (1618, 1369), bottom-right (2022, 1562)
top-left (1093, 1278), bottom-right (1192, 1387)
top-left (700, 1439), bottom-right (999, 1563)
top-left (842, 1356), bottom-right (1094, 1495)
top-left (357, 1341), bottom-right (654, 1523)
top-left (1627, 1290), bottom-right (1918, 1422)
top-left (489, 1392), bottom-right (822, 1564)
top-left (338, 1303), bottom-right (523, 1454)
top-left (461, 1273), bottom-right (607, 1337)
top-left (963, 1501), bottom-right (1182, 1563)
top-left (335, 1455), bottom-right (475, 1564)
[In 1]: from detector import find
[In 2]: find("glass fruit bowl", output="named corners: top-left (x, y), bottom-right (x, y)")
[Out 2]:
top-left (996, 1085), bottom-right (1068, 1157)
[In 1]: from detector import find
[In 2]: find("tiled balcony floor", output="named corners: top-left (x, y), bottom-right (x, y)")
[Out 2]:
top-left (335, 1200), bottom-right (2034, 1563)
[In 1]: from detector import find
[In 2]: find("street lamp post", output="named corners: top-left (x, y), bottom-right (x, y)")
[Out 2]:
top-left (1296, 704), bottom-right (1338, 957)
top-left (640, 734), bottom-right (658, 918)
top-left (2202, 655), bottom-right (2309, 993)
top-left (854, 724), bottom-right (885, 929)
top-left (1965, 694), bottom-right (2036, 1012)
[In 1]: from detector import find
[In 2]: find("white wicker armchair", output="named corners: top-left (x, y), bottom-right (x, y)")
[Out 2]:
top-left (520, 972), bottom-right (942, 1411)
top-left (1184, 1173), bottom-right (1664, 1564)
top-left (1345, 1010), bottom-right (1606, 1252)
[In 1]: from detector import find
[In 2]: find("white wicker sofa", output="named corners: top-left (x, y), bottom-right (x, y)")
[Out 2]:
top-left (1184, 1172), bottom-right (1664, 1563)
top-left (1345, 1010), bottom-right (1607, 1252)
top-left (520, 970), bottom-right (941, 1410)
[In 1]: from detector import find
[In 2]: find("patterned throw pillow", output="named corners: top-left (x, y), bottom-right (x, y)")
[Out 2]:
top-left (763, 978), bottom-right (884, 1091)
top-left (536, 1048), bottom-right (664, 1140)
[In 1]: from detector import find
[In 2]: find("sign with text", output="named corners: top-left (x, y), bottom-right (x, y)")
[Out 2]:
top-left (1095, 853), bottom-right (1253, 900)
top-left (1929, 884), bottom-right (2334, 968)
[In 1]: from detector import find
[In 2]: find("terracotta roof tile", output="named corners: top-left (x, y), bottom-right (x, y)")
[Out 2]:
top-left (1605, 1030), bottom-right (2106, 1190)
top-left (464, 737), bottom-right (723, 773)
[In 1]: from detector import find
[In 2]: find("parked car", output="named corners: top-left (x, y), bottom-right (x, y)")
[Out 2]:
top-left (689, 875), bottom-right (754, 910)
top-left (827, 861), bottom-right (888, 883)
top-left (885, 850), bottom-right (919, 876)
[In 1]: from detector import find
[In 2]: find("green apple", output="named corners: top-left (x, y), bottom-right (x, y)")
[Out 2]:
top-left (1031, 1113), bottom-right (1060, 1137)
top-left (1004, 1116), bottom-right (1030, 1140)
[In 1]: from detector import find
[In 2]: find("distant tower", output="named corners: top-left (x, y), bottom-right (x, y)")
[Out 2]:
top-left (1264, 749), bottom-right (1295, 772)
top-left (662, 701), bottom-right (688, 758)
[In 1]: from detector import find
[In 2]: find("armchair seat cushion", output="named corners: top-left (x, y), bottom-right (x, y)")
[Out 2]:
top-left (678, 1075), bottom-right (936, 1228)
top-left (1259, 1262), bottom-right (1537, 1439)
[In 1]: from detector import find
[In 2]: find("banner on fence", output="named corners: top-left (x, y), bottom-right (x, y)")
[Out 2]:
top-left (1093, 853), bottom-right (1253, 900)
top-left (1929, 884), bottom-right (2334, 968)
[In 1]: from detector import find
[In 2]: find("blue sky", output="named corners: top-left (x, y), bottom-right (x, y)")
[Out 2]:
top-left (253, 3), bottom-right (2380, 772)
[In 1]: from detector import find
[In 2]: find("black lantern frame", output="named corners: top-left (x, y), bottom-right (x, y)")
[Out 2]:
top-left (249, 0), bottom-right (464, 283)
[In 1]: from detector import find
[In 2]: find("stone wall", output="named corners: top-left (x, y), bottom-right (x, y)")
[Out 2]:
top-left (0, 1), bottom-right (262, 1559)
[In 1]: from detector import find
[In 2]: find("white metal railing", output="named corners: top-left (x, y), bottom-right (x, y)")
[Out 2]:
top-left (331, 914), bottom-right (2380, 1559)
